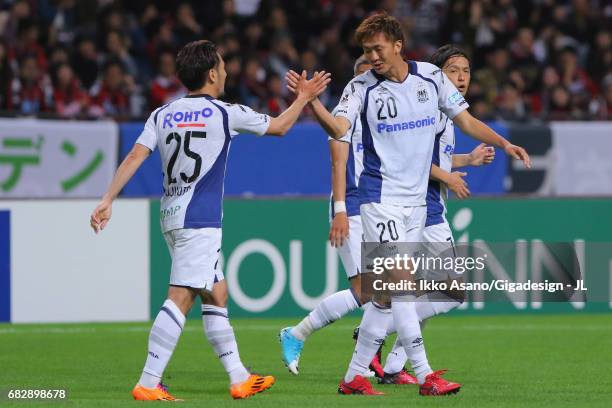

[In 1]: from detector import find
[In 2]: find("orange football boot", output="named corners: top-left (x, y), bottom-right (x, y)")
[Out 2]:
top-left (132, 382), bottom-right (183, 401)
top-left (230, 374), bottom-right (275, 399)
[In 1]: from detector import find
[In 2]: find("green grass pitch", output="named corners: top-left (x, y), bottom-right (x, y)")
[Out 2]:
top-left (1, 314), bottom-right (611, 407)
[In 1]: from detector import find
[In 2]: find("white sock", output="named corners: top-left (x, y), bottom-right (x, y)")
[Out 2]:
top-left (415, 293), bottom-right (461, 322)
top-left (291, 289), bottom-right (360, 341)
top-left (139, 299), bottom-right (186, 388)
top-left (383, 338), bottom-right (407, 374)
top-left (202, 304), bottom-right (250, 385)
top-left (344, 304), bottom-right (391, 383)
top-left (391, 296), bottom-right (432, 384)
top-left (383, 293), bottom-right (459, 374)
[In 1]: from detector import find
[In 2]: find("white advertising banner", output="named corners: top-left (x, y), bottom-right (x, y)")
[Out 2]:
top-left (551, 122), bottom-right (612, 196)
top-left (0, 199), bottom-right (150, 323)
top-left (0, 118), bottom-right (118, 198)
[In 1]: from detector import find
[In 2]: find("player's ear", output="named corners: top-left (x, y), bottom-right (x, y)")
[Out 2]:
top-left (208, 68), bottom-right (217, 84)
top-left (394, 40), bottom-right (402, 55)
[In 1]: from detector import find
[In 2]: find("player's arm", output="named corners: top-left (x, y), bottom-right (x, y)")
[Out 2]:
top-left (452, 110), bottom-right (530, 168)
top-left (452, 143), bottom-right (495, 168)
top-left (329, 140), bottom-right (350, 247)
top-left (310, 98), bottom-right (352, 139)
top-left (430, 164), bottom-right (470, 199)
top-left (90, 143), bottom-right (150, 233)
top-left (286, 70), bottom-right (352, 139)
top-left (266, 71), bottom-right (331, 136)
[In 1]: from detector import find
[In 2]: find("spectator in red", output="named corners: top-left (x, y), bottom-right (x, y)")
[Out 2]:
top-left (88, 60), bottom-right (131, 118)
top-left (8, 19), bottom-right (48, 73)
top-left (7, 55), bottom-right (51, 115)
top-left (149, 50), bottom-right (185, 110)
top-left (51, 62), bottom-right (88, 118)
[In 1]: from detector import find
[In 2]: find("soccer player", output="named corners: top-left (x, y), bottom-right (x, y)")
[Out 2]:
top-left (90, 40), bottom-right (330, 401)
top-left (288, 13), bottom-right (530, 396)
top-left (278, 55), bottom-right (373, 376)
top-left (379, 44), bottom-right (495, 384)
top-left (285, 53), bottom-right (493, 384)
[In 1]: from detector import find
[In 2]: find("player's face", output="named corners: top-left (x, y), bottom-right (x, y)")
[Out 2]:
top-left (355, 62), bottom-right (372, 76)
top-left (361, 33), bottom-right (402, 76)
top-left (442, 56), bottom-right (471, 96)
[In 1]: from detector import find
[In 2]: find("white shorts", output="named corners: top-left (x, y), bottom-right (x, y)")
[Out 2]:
top-left (423, 219), bottom-right (454, 245)
top-left (163, 228), bottom-right (225, 291)
top-left (421, 219), bottom-right (456, 281)
top-left (336, 215), bottom-right (363, 279)
top-left (360, 202), bottom-right (426, 243)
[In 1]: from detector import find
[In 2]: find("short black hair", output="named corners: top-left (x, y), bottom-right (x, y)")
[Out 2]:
top-left (430, 44), bottom-right (470, 69)
top-left (176, 40), bottom-right (220, 91)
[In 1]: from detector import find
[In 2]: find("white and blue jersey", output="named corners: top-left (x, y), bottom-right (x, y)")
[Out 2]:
top-left (333, 61), bottom-right (468, 207)
top-left (136, 94), bottom-right (270, 232)
top-left (329, 116), bottom-right (364, 218)
top-left (426, 111), bottom-right (454, 227)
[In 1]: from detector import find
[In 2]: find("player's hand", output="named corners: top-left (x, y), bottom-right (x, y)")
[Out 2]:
top-left (504, 143), bottom-right (531, 169)
top-left (90, 198), bottom-right (112, 234)
top-left (329, 212), bottom-right (349, 248)
top-left (446, 172), bottom-right (470, 199)
top-left (468, 143), bottom-right (495, 166)
top-left (285, 70), bottom-right (300, 95)
top-left (286, 70), bottom-right (331, 101)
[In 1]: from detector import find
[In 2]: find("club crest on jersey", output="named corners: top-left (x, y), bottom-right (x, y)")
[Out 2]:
top-left (416, 86), bottom-right (429, 103)
top-left (377, 86), bottom-right (390, 95)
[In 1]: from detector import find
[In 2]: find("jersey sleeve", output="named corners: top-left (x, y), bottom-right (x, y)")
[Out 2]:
top-left (328, 106), bottom-right (352, 143)
top-left (135, 110), bottom-right (158, 152)
top-left (226, 103), bottom-right (271, 136)
top-left (332, 79), bottom-right (364, 129)
top-left (436, 71), bottom-right (469, 119)
top-left (434, 111), bottom-right (449, 135)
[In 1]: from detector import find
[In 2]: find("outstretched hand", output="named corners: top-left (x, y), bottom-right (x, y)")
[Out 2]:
top-left (469, 143), bottom-right (495, 166)
top-left (285, 70), bottom-right (331, 101)
top-left (504, 143), bottom-right (531, 168)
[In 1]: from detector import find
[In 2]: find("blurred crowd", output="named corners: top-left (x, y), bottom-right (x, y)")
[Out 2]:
top-left (0, 0), bottom-right (610, 121)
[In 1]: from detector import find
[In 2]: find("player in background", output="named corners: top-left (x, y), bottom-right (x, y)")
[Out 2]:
top-left (287, 13), bottom-right (530, 396)
top-left (90, 40), bottom-right (330, 401)
top-left (378, 44), bottom-right (495, 385)
top-left (278, 56), bottom-right (373, 376)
